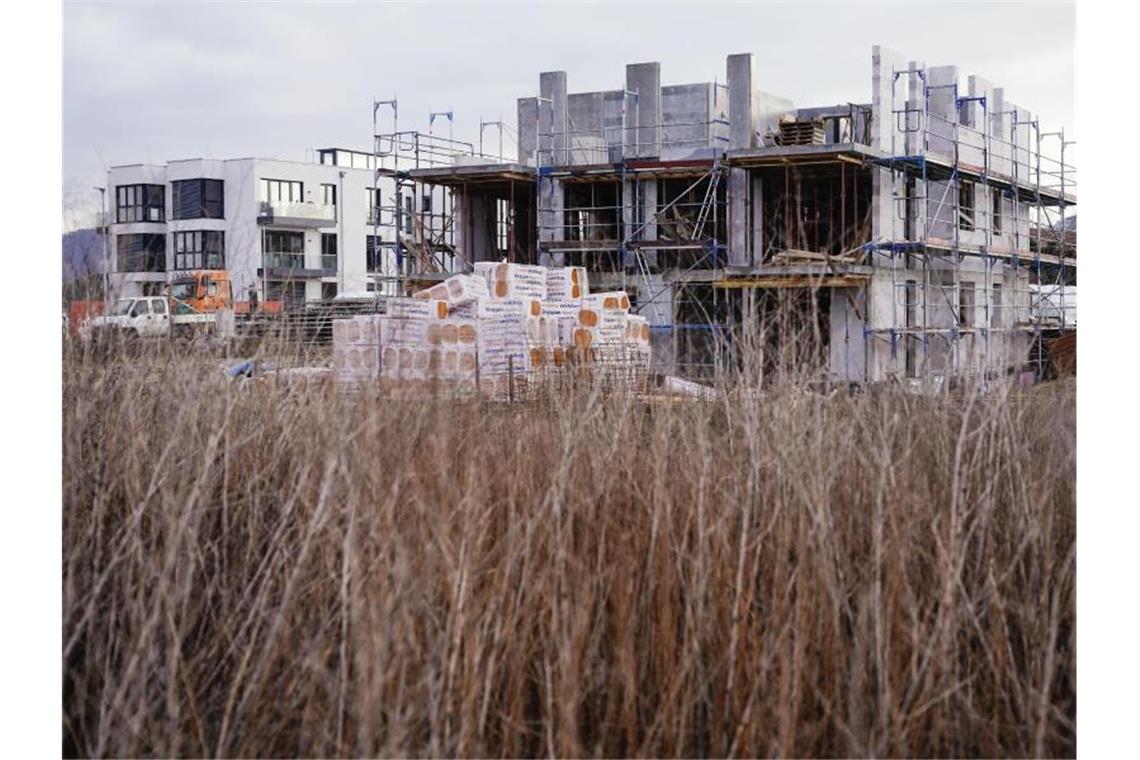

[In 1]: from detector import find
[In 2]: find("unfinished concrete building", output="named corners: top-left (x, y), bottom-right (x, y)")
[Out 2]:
top-left (388, 45), bottom-right (1075, 388)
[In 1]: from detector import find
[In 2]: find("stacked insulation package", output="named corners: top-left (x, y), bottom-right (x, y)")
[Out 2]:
top-left (332, 315), bottom-right (380, 388)
top-left (572, 291), bottom-right (651, 390)
top-left (331, 264), bottom-right (651, 398)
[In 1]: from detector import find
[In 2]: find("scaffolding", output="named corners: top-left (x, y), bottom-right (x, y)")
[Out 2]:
top-left (371, 100), bottom-right (511, 295)
top-left (533, 92), bottom-right (731, 378)
top-left (866, 64), bottom-right (1076, 387)
top-left (360, 55), bottom-right (1075, 387)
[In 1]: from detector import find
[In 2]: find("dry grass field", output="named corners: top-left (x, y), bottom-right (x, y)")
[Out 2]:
top-left (62, 339), bottom-right (1075, 757)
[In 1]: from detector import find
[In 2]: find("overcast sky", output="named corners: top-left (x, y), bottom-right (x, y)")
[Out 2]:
top-left (63, 0), bottom-right (1075, 228)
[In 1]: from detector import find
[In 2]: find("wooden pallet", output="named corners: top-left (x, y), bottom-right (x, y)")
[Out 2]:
top-left (769, 247), bottom-right (863, 265)
top-left (774, 119), bottom-right (826, 146)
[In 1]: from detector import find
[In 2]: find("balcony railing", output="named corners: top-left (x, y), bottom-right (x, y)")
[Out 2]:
top-left (262, 252), bottom-right (305, 270)
top-left (258, 201), bottom-right (337, 228)
top-left (259, 252), bottom-right (338, 279)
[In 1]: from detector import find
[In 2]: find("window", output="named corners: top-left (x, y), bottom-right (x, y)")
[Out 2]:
top-left (366, 234), bottom-right (385, 272)
top-left (403, 196), bottom-right (414, 233)
top-left (497, 198), bottom-right (509, 252)
top-left (366, 188), bottom-right (382, 224)
top-left (959, 282), bottom-right (976, 328)
top-left (172, 179), bottom-right (224, 219)
top-left (958, 180), bottom-right (975, 231)
top-left (173, 230), bottom-right (225, 271)
top-left (153, 299), bottom-right (167, 315)
top-left (265, 280), bottom-right (306, 311)
top-left (115, 184), bottom-right (165, 223)
top-left (260, 178), bottom-right (304, 205)
top-left (321, 233), bottom-right (337, 270)
top-left (129, 300), bottom-right (148, 318)
top-left (263, 230), bottom-right (305, 269)
top-left (992, 188), bottom-right (1002, 235)
top-left (116, 233), bottom-right (166, 272)
top-left (321, 183), bottom-right (337, 207)
top-left (992, 284), bottom-right (1002, 328)
top-left (321, 282), bottom-right (337, 300)
top-left (422, 193), bottom-right (432, 213)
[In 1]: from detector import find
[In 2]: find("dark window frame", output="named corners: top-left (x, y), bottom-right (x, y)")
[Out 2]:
top-left (321, 233), bottom-right (338, 271)
top-left (171, 179), bottom-right (224, 220)
top-left (116, 233), bottom-right (166, 272)
top-left (992, 187), bottom-right (1003, 235)
top-left (958, 180), bottom-right (975, 232)
top-left (366, 234), bottom-right (386, 272)
top-left (959, 281), bottom-right (976, 328)
top-left (115, 184), bottom-right (165, 223)
top-left (366, 187), bottom-right (382, 224)
top-left (260, 178), bottom-right (304, 205)
top-left (263, 230), bottom-right (305, 269)
top-left (172, 230), bottom-right (225, 271)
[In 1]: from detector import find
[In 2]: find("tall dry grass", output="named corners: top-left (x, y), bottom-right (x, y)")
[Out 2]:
top-left (62, 337), bottom-right (1075, 757)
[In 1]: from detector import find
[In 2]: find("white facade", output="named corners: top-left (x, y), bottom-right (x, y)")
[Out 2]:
top-left (106, 154), bottom-right (421, 306)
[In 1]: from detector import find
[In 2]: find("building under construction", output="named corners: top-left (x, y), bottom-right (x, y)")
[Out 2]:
top-left (364, 45), bottom-right (1075, 388)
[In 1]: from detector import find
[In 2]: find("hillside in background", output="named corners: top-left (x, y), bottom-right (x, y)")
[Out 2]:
top-left (62, 228), bottom-right (104, 282)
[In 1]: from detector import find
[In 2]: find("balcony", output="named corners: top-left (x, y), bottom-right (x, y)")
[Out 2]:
top-left (259, 252), bottom-right (336, 280)
top-left (257, 201), bottom-right (337, 229)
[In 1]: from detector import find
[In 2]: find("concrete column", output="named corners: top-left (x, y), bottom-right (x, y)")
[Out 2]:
top-left (726, 53), bottom-right (756, 150)
top-left (751, 172), bottom-right (764, 264)
top-left (871, 45), bottom-right (906, 246)
top-left (539, 72), bottom-right (568, 166)
top-left (829, 287), bottom-right (868, 383)
top-left (638, 273), bottom-right (673, 375)
top-left (905, 59), bottom-right (926, 157)
top-left (469, 193), bottom-right (494, 264)
top-left (640, 178), bottom-right (657, 269)
top-left (621, 178), bottom-right (657, 269)
top-left (517, 97), bottom-right (538, 165)
top-left (728, 166), bottom-right (750, 267)
top-left (990, 86), bottom-right (1010, 181)
top-left (454, 192), bottom-right (469, 270)
top-left (625, 62), bottom-right (661, 158)
top-left (963, 75), bottom-right (993, 171)
top-left (871, 45), bottom-right (907, 153)
top-left (537, 175), bottom-right (564, 267)
top-left (926, 65), bottom-right (959, 159)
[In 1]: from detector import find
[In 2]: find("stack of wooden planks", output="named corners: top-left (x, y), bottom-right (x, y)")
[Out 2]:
top-left (774, 118), bottom-right (826, 146)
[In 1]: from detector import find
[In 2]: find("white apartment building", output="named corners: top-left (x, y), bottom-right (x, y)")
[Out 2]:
top-left (106, 149), bottom-right (452, 307)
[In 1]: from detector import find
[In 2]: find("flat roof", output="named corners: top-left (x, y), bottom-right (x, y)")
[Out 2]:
top-left (724, 142), bottom-right (885, 167)
top-left (408, 162), bottom-right (536, 187)
top-left (111, 156), bottom-right (373, 172)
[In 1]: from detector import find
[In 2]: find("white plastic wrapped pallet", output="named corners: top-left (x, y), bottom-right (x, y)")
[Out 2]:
top-left (545, 266), bottom-right (589, 301)
top-left (332, 266), bottom-right (652, 397)
top-left (475, 262), bottom-right (547, 300)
